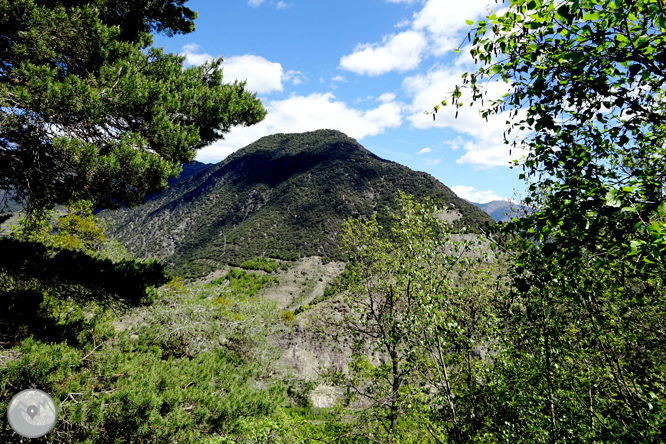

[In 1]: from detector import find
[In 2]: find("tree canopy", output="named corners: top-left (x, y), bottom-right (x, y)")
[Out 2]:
top-left (446, 0), bottom-right (666, 271)
top-left (0, 0), bottom-right (266, 216)
top-left (439, 0), bottom-right (666, 440)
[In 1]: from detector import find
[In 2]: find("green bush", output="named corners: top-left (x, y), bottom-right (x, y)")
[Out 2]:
top-left (129, 278), bottom-right (282, 365)
top-left (0, 339), bottom-right (287, 443)
top-left (211, 268), bottom-right (279, 299)
top-left (239, 257), bottom-right (281, 273)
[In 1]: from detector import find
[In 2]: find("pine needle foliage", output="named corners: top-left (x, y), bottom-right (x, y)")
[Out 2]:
top-left (0, 0), bottom-right (266, 223)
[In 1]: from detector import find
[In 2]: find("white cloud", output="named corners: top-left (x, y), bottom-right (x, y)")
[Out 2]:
top-left (276, 1), bottom-right (289, 9)
top-left (339, 0), bottom-right (493, 77)
top-left (248, 0), bottom-right (264, 7)
top-left (442, 136), bottom-right (466, 151)
top-left (182, 47), bottom-right (290, 95)
top-left (377, 92), bottom-right (396, 103)
top-left (402, 63), bottom-right (526, 168)
top-left (417, 147), bottom-right (431, 154)
top-left (412, 0), bottom-right (490, 55)
top-left (332, 75), bottom-right (346, 82)
top-left (283, 70), bottom-right (306, 85)
top-left (196, 93), bottom-right (403, 163)
top-left (454, 141), bottom-right (527, 169)
top-left (223, 55), bottom-right (284, 94)
top-left (181, 43), bottom-right (215, 66)
top-left (340, 30), bottom-right (427, 76)
top-left (425, 158), bottom-right (442, 165)
top-left (450, 185), bottom-right (504, 203)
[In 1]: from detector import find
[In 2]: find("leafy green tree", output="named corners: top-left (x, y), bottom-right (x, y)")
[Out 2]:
top-left (0, 0), bottom-right (266, 221)
top-left (0, 0), bottom-right (265, 344)
top-left (322, 193), bottom-right (499, 443)
top-left (10, 199), bottom-right (105, 253)
top-left (445, 0), bottom-right (666, 440)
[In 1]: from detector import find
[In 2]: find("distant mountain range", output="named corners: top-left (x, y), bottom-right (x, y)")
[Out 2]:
top-left (102, 130), bottom-right (494, 277)
top-left (472, 200), bottom-right (533, 222)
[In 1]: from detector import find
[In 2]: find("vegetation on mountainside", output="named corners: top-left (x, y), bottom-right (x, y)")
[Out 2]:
top-left (239, 257), bottom-right (287, 273)
top-left (0, 277), bottom-right (290, 443)
top-left (211, 268), bottom-right (280, 299)
top-left (0, 200), bottom-right (167, 346)
top-left (103, 129), bottom-right (494, 278)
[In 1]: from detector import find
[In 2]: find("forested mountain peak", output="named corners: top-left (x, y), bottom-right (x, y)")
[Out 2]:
top-left (103, 130), bottom-right (493, 277)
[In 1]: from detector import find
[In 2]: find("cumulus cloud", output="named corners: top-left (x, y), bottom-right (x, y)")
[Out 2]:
top-left (340, 0), bottom-right (495, 77)
top-left (196, 93), bottom-right (403, 163)
top-left (450, 185), bottom-right (504, 203)
top-left (401, 63), bottom-right (526, 169)
top-left (412, 0), bottom-right (489, 55)
top-left (181, 43), bottom-right (215, 66)
top-left (377, 92), bottom-right (396, 103)
top-left (332, 75), bottom-right (346, 82)
top-left (417, 147), bottom-right (432, 154)
top-left (276, 1), bottom-right (289, 9)
top-left (222, 55), bottom-right (285, 94)
top-left (454, 141), bottom-right (526, 169)
top-left (182, 46), bottom-right (289, 95)
top-left (340, 30), bottom-right (427, 75)
top-left (248, 0), bottom-right (264, 7)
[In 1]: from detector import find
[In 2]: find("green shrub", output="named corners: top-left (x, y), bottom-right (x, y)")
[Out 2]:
top-left (0, 338), bottom-right (287, 443)
top-left (130, 279), bottom-right (282, 364)
top-left (239, 257), bottom-right (280, 273)
top-left (211, 268), bottom-right (279, 299)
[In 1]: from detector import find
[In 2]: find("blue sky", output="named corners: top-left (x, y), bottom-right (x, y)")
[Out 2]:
top-left (152, 0), bottom-right (526, 203)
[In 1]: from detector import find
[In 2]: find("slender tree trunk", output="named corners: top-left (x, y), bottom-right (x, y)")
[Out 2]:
top-left (545, 332), bottom-right (557, 444)
top-left (437, 335), bottom-right (461, 443)
top-left (390, 347), bottom-right (400, 442)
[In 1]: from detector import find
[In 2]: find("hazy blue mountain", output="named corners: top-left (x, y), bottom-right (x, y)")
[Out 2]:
top-left (473, 200), bottom-right (532, 222)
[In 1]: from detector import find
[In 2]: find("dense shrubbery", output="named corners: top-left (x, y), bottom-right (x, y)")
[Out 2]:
top-left (0, 338), bottom-right (287, 443)
top-left (211, 268), bottom-right (280, 299)
top-left (0, 270), bottom-right (304, 443)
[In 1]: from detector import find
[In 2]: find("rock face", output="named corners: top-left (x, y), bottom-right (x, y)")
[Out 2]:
top-left (103, 129), bottom-right (493, 277)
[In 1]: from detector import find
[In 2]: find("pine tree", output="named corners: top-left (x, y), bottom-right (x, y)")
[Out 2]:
top-left (0, 0), bottom-right (266, 220)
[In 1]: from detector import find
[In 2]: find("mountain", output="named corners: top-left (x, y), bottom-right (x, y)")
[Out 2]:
top-left (473, 200), bottom-right (532, 222)
top-left (102, 130), bottom-right (494, 277)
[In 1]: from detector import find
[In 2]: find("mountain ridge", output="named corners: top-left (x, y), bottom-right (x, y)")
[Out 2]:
top-left (103, 130), bottom-right (494, 277)
top-left (473, 199), bottom-right (532, 222)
